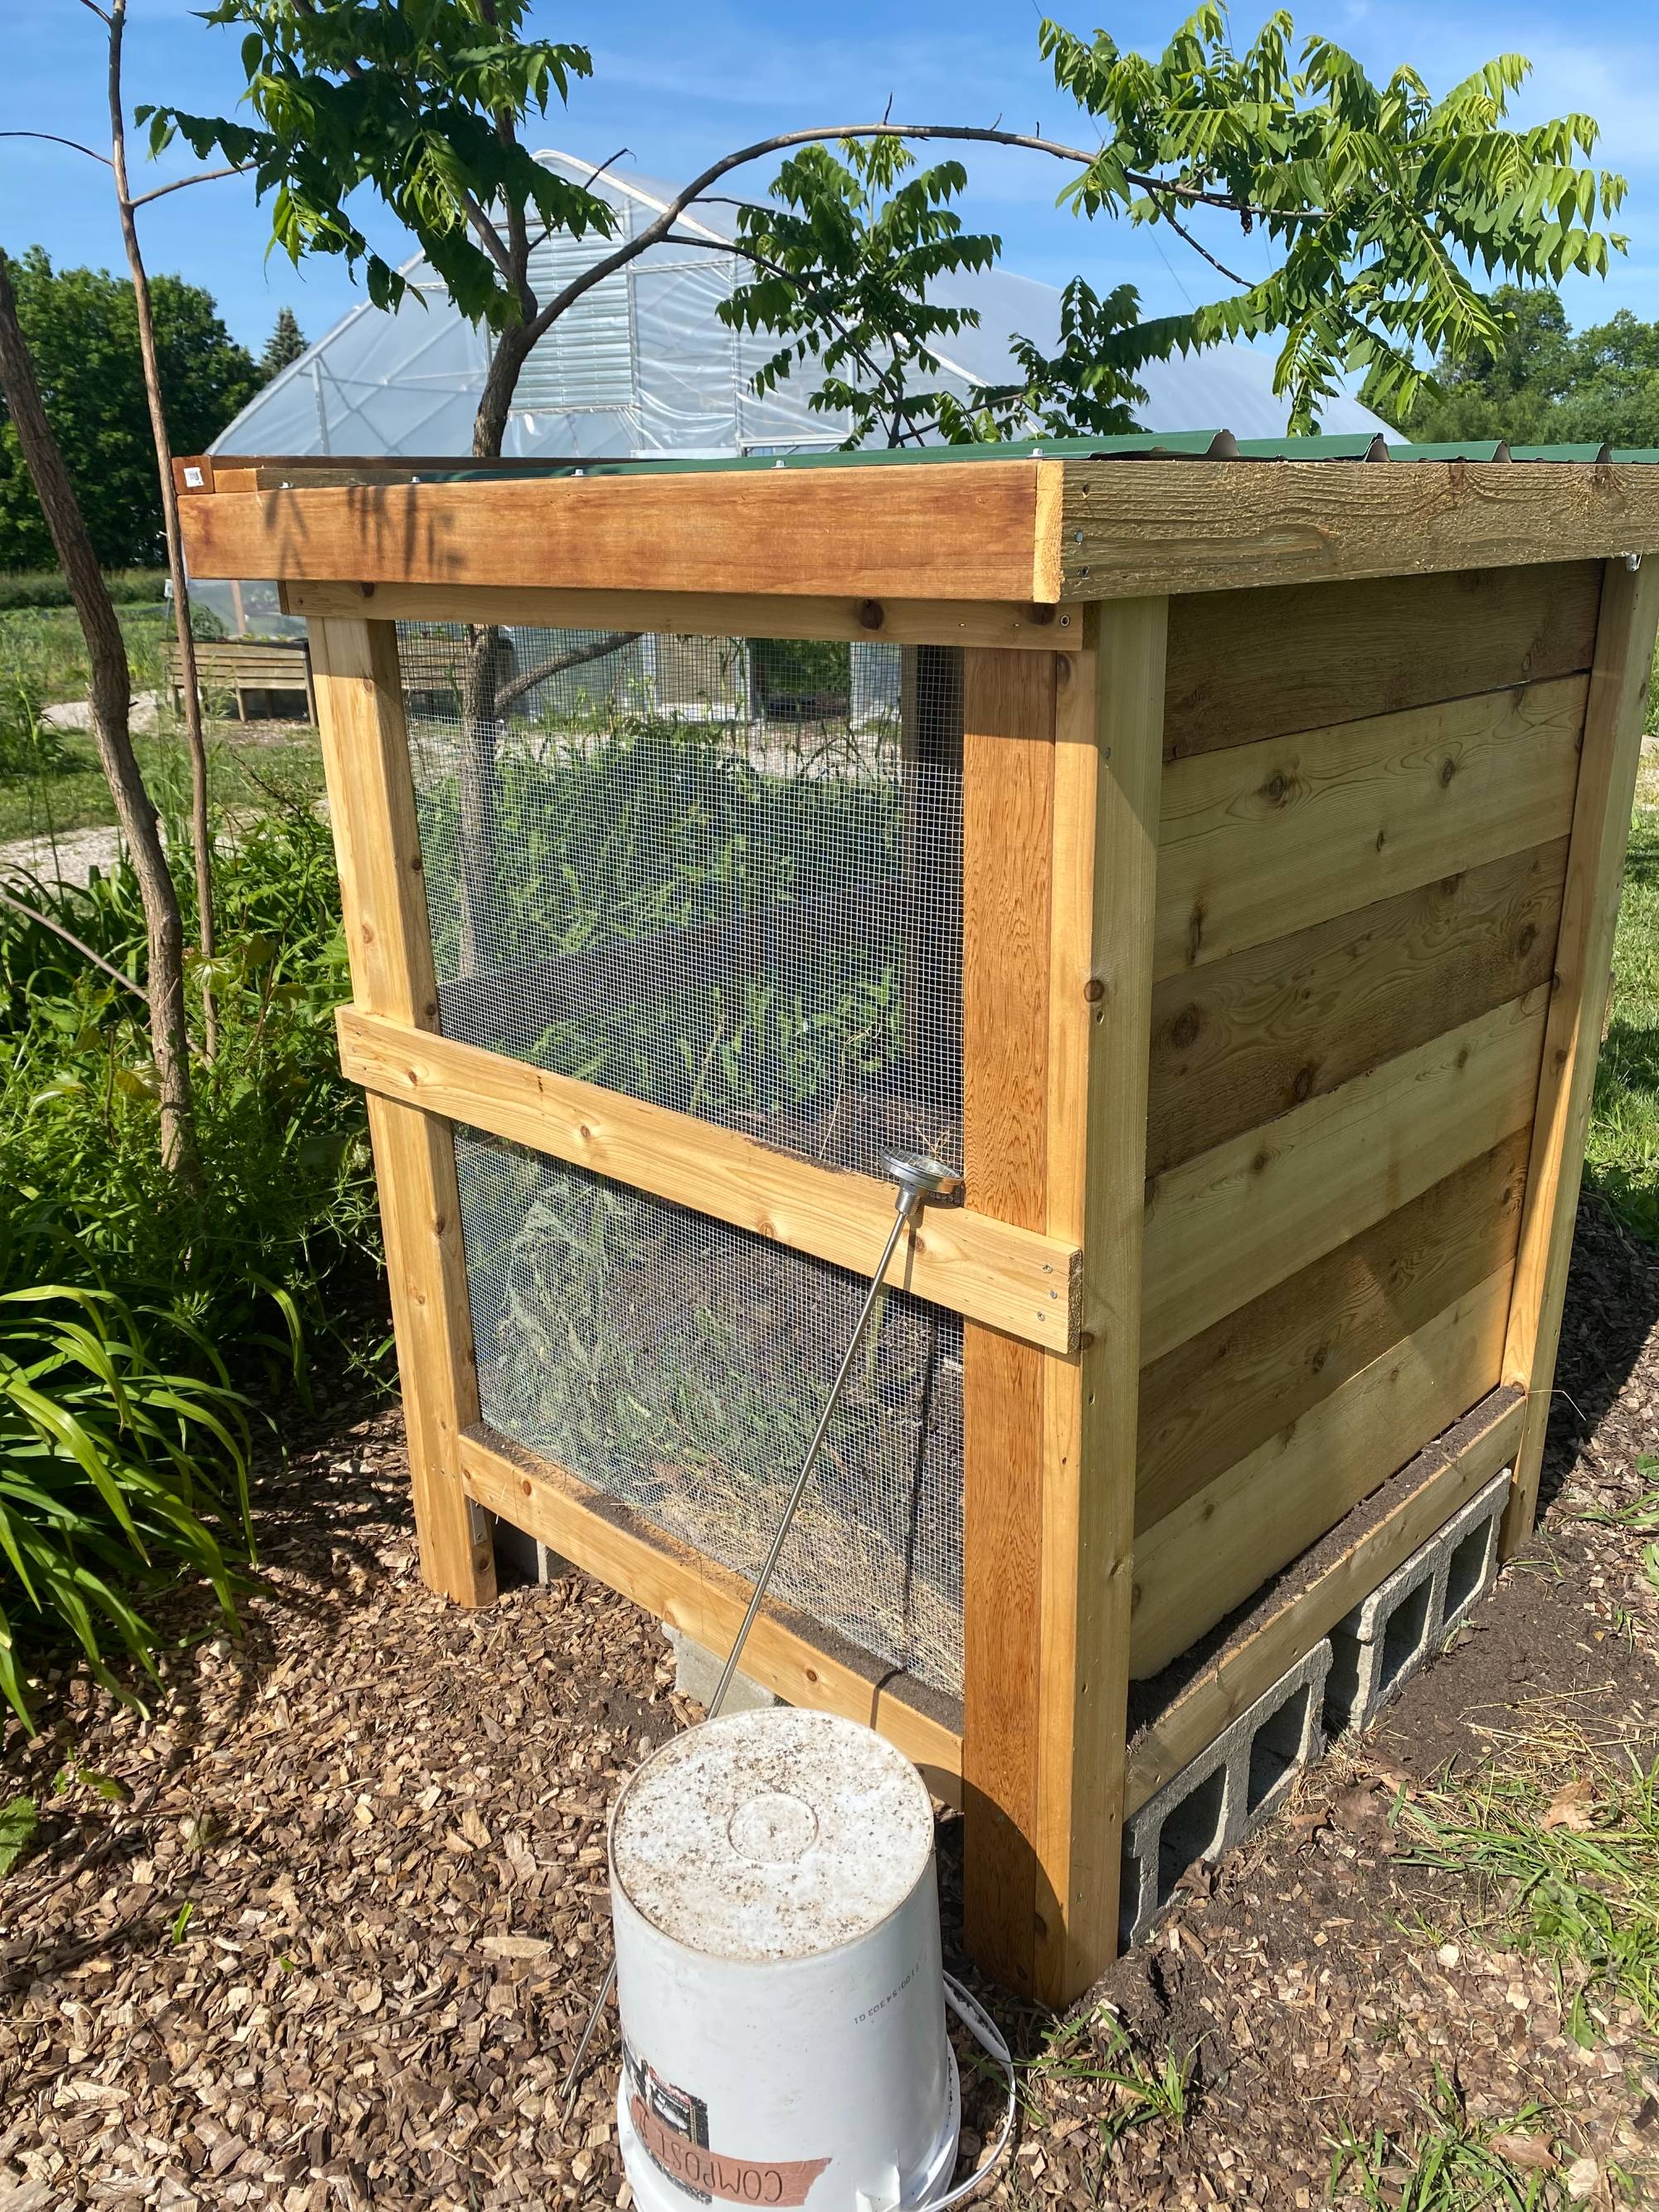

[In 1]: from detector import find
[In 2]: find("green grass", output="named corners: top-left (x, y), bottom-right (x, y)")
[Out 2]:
top-left (1331, 2074), bottom-right (1596, 2209)
top-left (0, 600), bottom-right (174, 709)
top-left (1586, 750), bottom-right (1659, 1244)
top-left (0, 599), bottom-right (325, 845)
top-left (1396, 1740), bottom-right (1659, 2046)
top-left (0, 569), bottom-right (165, 614)
top-left (0, 722), bottom-right (326, 845)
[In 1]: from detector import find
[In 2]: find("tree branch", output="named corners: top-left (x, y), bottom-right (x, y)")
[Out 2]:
top-left (1143, 193), bottom-right (1252, 288)
top-left (0, 130), bottom-right (111, 166)
top-left (518, 121), bottom-right (1298, 353)
top-left (493, 631), bottom-right (640, 714)
top-left (460, 186), bottom-right (517, 287)
top-left (0, 881), bottom-right (149, 1006)
top-left (129, 165), bottom-right (245, 209)
top-left (663, 230), bottom-right (910, 436)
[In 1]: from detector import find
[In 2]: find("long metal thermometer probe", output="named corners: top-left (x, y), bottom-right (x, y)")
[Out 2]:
top-left (560, 1150), bottom-right (961, 2121)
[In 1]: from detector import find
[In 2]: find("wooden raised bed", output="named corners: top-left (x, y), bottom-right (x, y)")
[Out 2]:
top-left (179, 441), bottom-right (1659, 2006)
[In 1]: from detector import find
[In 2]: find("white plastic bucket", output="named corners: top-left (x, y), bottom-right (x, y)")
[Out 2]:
top-left (610, 1708), bottom-right (973, 2210)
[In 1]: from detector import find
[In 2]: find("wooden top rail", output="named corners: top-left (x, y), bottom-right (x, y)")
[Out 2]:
top-left (335, 1006), bottom-right (1083, 1352)
top-left (178, 454), bottom-right (1659, 606)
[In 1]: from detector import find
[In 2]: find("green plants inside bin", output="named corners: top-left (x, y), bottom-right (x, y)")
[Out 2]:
top-left (457, 1138), bottom-right (964, 1677)
top-left (414, 704), bottom-right (943, 1144)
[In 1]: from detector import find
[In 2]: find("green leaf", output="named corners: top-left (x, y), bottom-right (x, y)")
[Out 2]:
top-left (0, 1795), bottom-right (36, 1878)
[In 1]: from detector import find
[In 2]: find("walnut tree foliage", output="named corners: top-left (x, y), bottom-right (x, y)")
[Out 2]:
top-left (1037, 10), bottom-right (1627, 431)
top-left (140, 1), bottom-right (1627, 445)
top-left (141, 0), bottom-right (616, 330)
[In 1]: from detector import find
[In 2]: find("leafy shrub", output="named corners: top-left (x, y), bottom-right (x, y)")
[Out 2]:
top-left (0, 694), bottom-right (75, 784)
top-left (0, 569), bottom-right (167, 611)
top-left (0, 801), bottom-right (377, 1711)
top-left (1, 806), bottom-right (375, 1366)
top-left (0, 1274), bottom-right (251, 1726)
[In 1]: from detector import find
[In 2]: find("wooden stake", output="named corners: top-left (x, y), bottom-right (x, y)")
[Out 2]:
top-left (309, 616), bottom-right (496, 1606)
top-left (1501, 558), bottom-right (1659, 1552)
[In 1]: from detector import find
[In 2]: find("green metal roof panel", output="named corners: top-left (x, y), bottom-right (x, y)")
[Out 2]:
top-left (1506, 443), bottom-right (1611, 462)
top-left (255, 431), bottom-right (1659, 489)
top-left (1389, 441), bottom-right (1510, 462)
top-left (1231, 432), bottom-right (1385, 459)
top-left (386, 430), bottom-right (1234, 483)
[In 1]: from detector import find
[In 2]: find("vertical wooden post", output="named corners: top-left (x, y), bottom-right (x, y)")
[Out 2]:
top-left (309, 616), bottom-right (497, 1607)
top-left (1501, 558), bottom-right (1659, 1554)
top-left (960, 647), bottom-right (1056, 1996)
top-left (1037, 600), bottom-right (1167, 2001)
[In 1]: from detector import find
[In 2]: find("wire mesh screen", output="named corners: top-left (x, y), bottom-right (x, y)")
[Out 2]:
top-left (400, 626), bottom-right (966, 1181)
top-left (455, 1128), bottom-right (966, 1695)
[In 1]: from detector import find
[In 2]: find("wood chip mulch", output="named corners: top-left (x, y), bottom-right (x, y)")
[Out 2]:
top-left (2, 1193), bottom-right (1659, 2209)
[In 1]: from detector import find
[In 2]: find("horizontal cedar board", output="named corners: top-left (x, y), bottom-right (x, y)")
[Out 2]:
top-left (1124, 1386), bottom-right (1525, 1809)
top-left (282, 578), bottom-right (1075, 650)
top-left (1061, 461), bottom-right (1659, 599)
top-left (1162, 562), bottom-right (1603, 758)
top-left (335, 1007), bottom-right (1080, 1351)
top-left (459, 1428), bottom-right (961, 1792)
top-left (177, 464), bottom-right (1047, 602)
top-left (1136, 1127), bottom-right (1530, 1529)
top-left (1139, 989), bottom-right (1547, 1366)
top-left (1130, 1263), bottom-right (1515, 1676)
top-left (1146, 837), bottom-right (1569, 1176)
top-left (1154, 673), bottom-right (1588, 981)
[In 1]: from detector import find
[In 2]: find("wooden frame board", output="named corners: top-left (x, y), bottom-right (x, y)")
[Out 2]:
top-left (460, 1426), bottom-right (962, 1802)
top-left (281, 577), bottom-right (1081, 650)
top-left (179, 454), bottom-right (1659, 609)
top-left (1501, 558), bottom-right (1659, 1548)
top-left (334, 1007), bottom-right (1081, 1352)
top-left (309, 616), bottom-right (494, 1607)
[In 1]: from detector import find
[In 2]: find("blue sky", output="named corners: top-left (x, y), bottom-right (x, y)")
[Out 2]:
top-left (3, 0), bottom-right (1657, 358)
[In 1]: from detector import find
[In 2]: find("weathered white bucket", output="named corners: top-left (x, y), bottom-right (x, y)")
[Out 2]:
top-left (610, 1707), bottom-right (1005, 2211)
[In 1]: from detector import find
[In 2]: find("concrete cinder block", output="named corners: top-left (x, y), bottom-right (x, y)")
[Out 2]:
top-left (493, 1518), bottom-right (569, 1586)
top-left (1326, 1469), bottom-right (1510, 1737)
top-left (661, 1624), bottom-right (780, 1713)
top-left (1120, 1640), bottom-right (1331, 1950)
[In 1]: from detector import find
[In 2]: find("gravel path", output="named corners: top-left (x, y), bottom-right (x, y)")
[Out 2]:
top-left (0, 826), bottom-right (126, 890)
top-left (1, 1199), bottom-right (1657, 2208)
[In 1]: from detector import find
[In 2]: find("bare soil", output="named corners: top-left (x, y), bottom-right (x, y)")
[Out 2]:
top-left (2, 1196), bottom-right (1658, 2208)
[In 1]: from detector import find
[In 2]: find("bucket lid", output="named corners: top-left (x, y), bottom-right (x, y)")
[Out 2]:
top-left (611, 1708), bottom-right (935, 1962)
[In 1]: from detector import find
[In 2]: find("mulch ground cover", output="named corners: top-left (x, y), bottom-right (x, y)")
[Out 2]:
top-left (3, 1196), bottom-right (1659, 2208)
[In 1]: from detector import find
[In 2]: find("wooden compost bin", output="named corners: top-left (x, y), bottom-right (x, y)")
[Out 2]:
top-left (179, 441), bottom-right (1659, 2006)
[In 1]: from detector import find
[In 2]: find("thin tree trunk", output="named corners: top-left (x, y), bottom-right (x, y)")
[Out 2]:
top-left (106, 0), bottom-right (218, 1058)
top-left (0, 246), bottom-right (198, 1178)
top-left (455, 320), bottom-right (539, 974)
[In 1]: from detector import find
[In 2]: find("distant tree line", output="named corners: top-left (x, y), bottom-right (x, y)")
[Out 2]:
top-left (0, 250), bottom-right (300, 571)
top-left (1379, 284), bottom-right (1659, 451)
